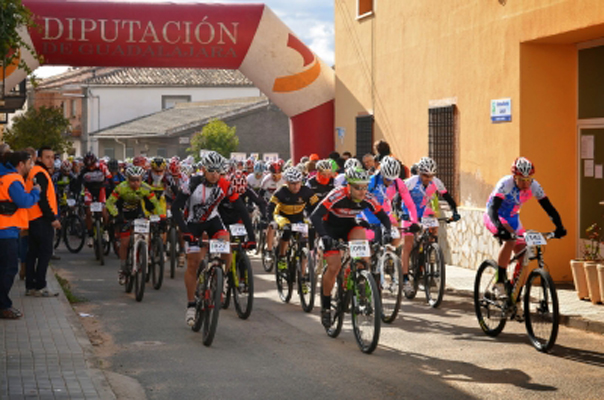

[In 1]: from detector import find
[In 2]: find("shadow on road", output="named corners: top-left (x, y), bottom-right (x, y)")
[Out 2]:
top-left (550, 344), bottom-right (604, 368)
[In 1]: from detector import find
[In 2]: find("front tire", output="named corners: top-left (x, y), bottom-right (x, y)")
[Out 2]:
top-left (474, 260), bottom-right (507, 337)
top-left (151, 236), bottom-right (165, 290)
top-left (168, 226), bottom-right (177, 279)
top-left (404, 248), bottom-right (420, 299)
top-left (298, 248), bottom-right (315, 313)
top-left (134, 240), bottom-right (147, 302)
top-left (275, 253), bottom-right (293, 303)
top-left (524, 269), bottom-right (559, 352)
top-left (379, 251), bottom-right (402, 323)
top-left (233, 251), bottom-right (254, 319)
top-left (64, 215), bottom-right (86, 254)
top-left (351, 267), bottom-right (381, 354)
top-left (424, 243), bottom-right (445, 308)
top-left (202, 264), bottom-right (223, 346)
top-left (321, 265), bottom-right (344, 338)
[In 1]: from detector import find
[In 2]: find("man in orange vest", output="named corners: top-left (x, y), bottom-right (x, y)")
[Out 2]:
top-left (0, 151), bottom-right (40, 319)
top-left (24, 147), bottom-right (60, 297)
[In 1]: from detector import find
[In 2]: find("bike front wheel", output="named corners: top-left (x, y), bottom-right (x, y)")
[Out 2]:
top-left (233, 251), bottom-right (254, 319)
top-left (168, 226), bottom-right (178, 279)
top-left (297, 248), bottom-right (315, 313)
top-left (424, 243), bottom-right (445, 308)
top-left (405, 248), bottom-right (420, 299)
top-left (134, 240), bottom-right (147, 302)
top-left (202, 264), bottom-right (223, 346)
top-left (321, 265), bottom-right (344, 338)
top-left (94, 220), bottom-right (104, 265)
top-left (524, 269), bottom-right (559, 353)
top-left (63, 214), bottom-right (86, 254)
top-left (379, 251), bottom-right (403, 323)
top-left (150, 235), bottom-right (165, 290)
top-left (275, 255), bottom-right (293, 303)
top-left (351, 267), bottom-right (381, 354)
top-left (474, 260), bottom-right (507, 337)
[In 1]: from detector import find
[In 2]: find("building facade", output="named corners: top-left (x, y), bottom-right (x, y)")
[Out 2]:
top-left (335, 0), bottom-right (604, 281)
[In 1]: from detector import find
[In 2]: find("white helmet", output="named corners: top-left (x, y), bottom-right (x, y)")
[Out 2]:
top-left (283, 167), bottom-right (303, 183)
top-left (126, 165), bottom-right (145, 178)
top-left (200, 151), bottom-right (225, 171)
top-left (418, 157), bottom-right (437, 175)
top-left (344, 158), bottom-right (362, 170)
top-left (511, 157), bottom-right (535, 177)
top-left (345, 167), bottom-right (370, 185)
top-left (380, 156), bottom-right (400, 180)
top-left (316, 159), bottom-right (333, 172)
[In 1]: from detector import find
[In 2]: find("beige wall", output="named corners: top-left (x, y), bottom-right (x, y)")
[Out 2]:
top-left (335, 0), bottom-right (604, 280)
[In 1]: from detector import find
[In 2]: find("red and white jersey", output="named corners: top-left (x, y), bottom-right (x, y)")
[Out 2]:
top-left (181, 175), bottom-right (238, 223)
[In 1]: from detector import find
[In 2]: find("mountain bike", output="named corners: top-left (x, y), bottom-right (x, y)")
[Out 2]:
top-left (405, 216), bottom-right (453, 308)
top-left (191, 239), bottom-right (226, 347)
top-left (54, 198), bottom-right (86, 253)
top-left (261, 225), bottom-right (275, 273)
top-left (220, 223), bottom-right (254, 319)
top-left (147, 214), bottom-right (165, 290)
top-left (123, 218), bottom-right (149, 302)
top-left (274, 223), bottom-right (315, 312)
top-left (90, 201), bottom-right (109, 265)
top-left (474, 230), bottom-right (560, 352)
top-left (321, 240), bottom-right (381, 354)
top-left (166, 209), bottom-right (183, 279)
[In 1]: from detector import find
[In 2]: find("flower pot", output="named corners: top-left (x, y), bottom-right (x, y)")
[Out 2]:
top-left (584, 262), bottom-right (601, 304)
top-left (598, 264), bottom-right (604, 305)
top-left (570, 260), bottom-right (589, 300)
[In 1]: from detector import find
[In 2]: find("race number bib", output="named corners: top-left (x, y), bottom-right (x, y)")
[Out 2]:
top-left (90, 202), bottom-right (103, 212)
top-left (291, 223), bottom-right (309, 236)
top-left (209, 239), bottom-right (231, 254)
top-left (390, 228), bottom-right (401, 239)
top-left (421, 217), bottom-right (439, 228)
top-left (230, 224), bottom-right (247, 237)
top-left (66, 199), bottom-right (76, 207)
top-left (166, 209), bottom-right (172, 218)
top-left (524, 232), bottom-right (547, 246)
top-left (133, 219), bottom-right (150, 234)
top-left (349, 240), bottom-right (371, 258)
top-left (149, 215), bottom-right (161, 223)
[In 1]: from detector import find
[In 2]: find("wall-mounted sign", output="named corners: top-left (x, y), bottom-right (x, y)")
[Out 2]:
top-left (179, 136), bottom-right (190, 144)
top-left (336, 127), bottom-right (345, 143)
top-left (263, 153), bottom-right (279, 162)
top-left (230, 152), bottom-right (247, 161)
top-left (491, 98), bottom-right (512, 123)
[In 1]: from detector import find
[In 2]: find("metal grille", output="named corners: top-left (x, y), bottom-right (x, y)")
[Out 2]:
top-left (429, 105), bottom-right (457, 201)
top-left (356, 115), bottom-right (374, 157)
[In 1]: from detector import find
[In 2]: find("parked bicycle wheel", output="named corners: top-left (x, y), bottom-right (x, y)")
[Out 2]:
top-left (202, 265), bottom-right (223, 346)
top-left (150, 235), bottom-right (164, 290)
top-left (322, 266), bottom-right (344, 338)
top-left (474, 260), bottom-right (507, 337)
top-left (134, 240), bottom-right (147, 302)
top-left (424, 243), bottom-right (445, 308)
top-left (524, 268), bottom-right (559, 352)
top-left (351, 267), bottom-right (381, 354)
top-left (379, 250), bottom-right (403, 323)
top-left (297, 248), bottom-right (315, 313)
top-left (63, 215), bottom-right (86, 253)
top-left (233, 251), bottom-right (254, 319)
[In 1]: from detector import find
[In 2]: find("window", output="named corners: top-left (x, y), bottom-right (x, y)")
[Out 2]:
top-left (71, 99), bottom-right (77, 118)
top-left (126, 147), bottom-right (135, 158)
top-left (104, 148), bottom-right (115, 159)
top-left (429, 105), bottom-right (458, 201)
top-left (162, 95), bottom-right (191, 110)
top-left (157, 148), bottom-right (167, 158)
top-left (357, 0), bottom-right (374, 18)
top-left (356, 114), bottom-right (374, 158)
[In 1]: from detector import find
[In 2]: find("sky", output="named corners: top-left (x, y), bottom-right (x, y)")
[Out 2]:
top-left (34, 0), bottom-right (335, 79)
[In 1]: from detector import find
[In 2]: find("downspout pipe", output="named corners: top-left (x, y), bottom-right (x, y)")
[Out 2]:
top-left (114, 138), bottom-right (127, 160)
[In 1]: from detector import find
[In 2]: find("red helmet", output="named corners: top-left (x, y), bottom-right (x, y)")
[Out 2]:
top-left (229, 170), bottom-right (248, 194)
top-left (168, 159), bottom-right (180, 176)
top-left (268, 161), bottom-right (282, 174)
top-left (511, 157), bottom-right (535, 177)
top-left (245, 158), bottom-right (254, 170)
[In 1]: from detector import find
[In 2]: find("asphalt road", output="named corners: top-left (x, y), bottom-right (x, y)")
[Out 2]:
top-left (53, 244), bottom-right (604, 400)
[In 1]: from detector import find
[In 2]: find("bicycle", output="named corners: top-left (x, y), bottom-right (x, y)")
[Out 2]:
top-left (147, 214), bottom-right (165, 290)
top-left (220, 223), bottom-right (254, 319)
top-left (405, 216), bottom-right (454, 308)
top-left (274, 222), bottom-right (315, 312)
top-left (474, 230), bottom-right (560, 352)
top-left (123, 218), bottom-right (149, 302)
top-left (54, 198), bottom-right (86, 253)
top-left (321, 240), bottom-right (381, 354)
top-left (90, 201), bottom-right (108, 265)
top-left (261, 224), bottom-right (275, 273)
top-left (165, 209), bottom-right (183, 279)
top-left (191, 238), bottom-right (227, 347)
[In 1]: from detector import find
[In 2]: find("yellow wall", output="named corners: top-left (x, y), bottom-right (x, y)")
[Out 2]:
top-left (335, 0), bottom-right (604, 280)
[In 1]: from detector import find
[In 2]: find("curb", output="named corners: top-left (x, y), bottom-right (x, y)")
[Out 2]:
top-left (445, 287), bottom-right (604, 336)
top-left (50, 266), bottom-right (118, 400)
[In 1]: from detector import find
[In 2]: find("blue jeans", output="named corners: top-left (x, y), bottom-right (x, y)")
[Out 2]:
top-left (0, 238), bottom-right (19, 309)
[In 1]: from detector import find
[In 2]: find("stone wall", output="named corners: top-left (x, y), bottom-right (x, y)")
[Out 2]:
top-left (438, 207), bottom-right (500, 270)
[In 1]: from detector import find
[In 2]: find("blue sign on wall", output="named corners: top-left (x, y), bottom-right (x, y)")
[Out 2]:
top-left (491, 98), bottom-right (512, 123)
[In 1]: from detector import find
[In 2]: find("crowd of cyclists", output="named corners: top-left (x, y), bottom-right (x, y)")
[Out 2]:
top-left (45, 137), bottom-right (567, 352)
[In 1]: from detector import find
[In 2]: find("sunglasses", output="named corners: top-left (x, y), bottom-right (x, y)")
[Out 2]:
top-left (517, 176), bottom-right (534, 182)
top-left (205, 168), bottom-right (221, 173)
top-left (350, 184), bottom-right (369, 191)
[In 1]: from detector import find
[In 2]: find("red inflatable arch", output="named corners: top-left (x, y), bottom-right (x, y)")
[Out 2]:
top-left (4, 0), bottom-right (335, 161)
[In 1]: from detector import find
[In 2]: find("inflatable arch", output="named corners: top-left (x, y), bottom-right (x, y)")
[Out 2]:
top-left (3, 0), bottom-right (335, 161)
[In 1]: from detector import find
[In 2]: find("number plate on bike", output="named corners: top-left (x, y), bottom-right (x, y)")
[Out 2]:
top-left (209, 239), bottom-right (230, 254)
top-left (291, 223), bottom-right (308, 235)
top-left (229, 224), bottom-right (247, 236)
top-left (149, 215), bottom-right (161, 223)
top-left (90, 202), bottom-right (103, 212)
top-left (421, 217), bottom-right (439, 228)
top-left (66, 199), bottom-right (76, 207)
top-left (524, 232), bottom-right (547, 246)
top-left (349, 240), bottom-right (371, 258)
top-left (133, 219), bottom-right (150, 234)
top-left (391, 228), bottom-right (401, 239)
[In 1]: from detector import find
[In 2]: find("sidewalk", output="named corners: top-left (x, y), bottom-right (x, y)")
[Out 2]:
top-left (446, 264), bottom-right (604, 335)
top-left (0, 270), bottom-right (116, 400)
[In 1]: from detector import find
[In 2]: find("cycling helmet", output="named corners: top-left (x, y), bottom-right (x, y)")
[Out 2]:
top-left (511, 157), bottom-right (535, 177)
top-left (150, 157), bottom-right (166, 171)
top-left (380, 156), bottom-right (401, 180)
top-left (418, 157), bottom-right (437, 175)
top-left (300, 156), bottom-right (310, 164)
top-left (296, 163), bottom-right (307, 174)
top-left (345, 167), bottom-right (371, 185)
top-left (229, 171), bottom-right (248, 194)
top-left (245, 158), bottom-right (254, 170)
top-left (83, 152), bottom-right (97, 167)
top-left (277, 159), bottom-right (285, 168)
top-left (107, 159), bottom-right (119, 172)
top-left (268, 161), bottom-right (282, 174)
top-left (316, 159), bottom-right (333, 172)
top-left (133, 156), bottom-right (146, 167)
top-left (344, 158), bottom-right (362, 170)
top-left (284, 159), bottom-right (293, 170)
top-left (253, 160), bottom-right (266, 174)
top-left (200, 151), bottom-right (225, 171)
top-left (126, 165), bottom-right (145, 178)
top-left (60, 160), bottom-right (72, 173)
top-left (53, 159), bottom-right (61, 170)
top-left (284, 167), bottom-right (303, 183)
top-left (180, 163), bottom-right (193, 176)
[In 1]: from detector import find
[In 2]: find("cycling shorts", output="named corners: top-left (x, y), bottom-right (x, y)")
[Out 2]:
top-left (85, 187), bottom-right (106, 205)
top-left (483, 213), bottom-right (526, 243)
top-left (323, 220), bottom-right (364, 257)
top-left (184, 217), bottom-right (228, 254)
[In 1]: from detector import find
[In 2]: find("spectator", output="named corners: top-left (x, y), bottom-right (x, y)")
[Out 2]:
top-left (328, 151), bottom-right (340, 162)
top-left (342, 151), bottom-right (352, 161)
top-left (24, 147), bottom-right (60, 297)
top-left (0, 151), bottom-right (40, 319)
top-left (362, 153), bottom-right (376, 173)
top-left (306, 160), bottom-right (317, 178)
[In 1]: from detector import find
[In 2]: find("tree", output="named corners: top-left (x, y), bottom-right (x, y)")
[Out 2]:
top-left (188, 119), bottom-right (239, 159)
top-left (3, 106), bottom-right (72, 153)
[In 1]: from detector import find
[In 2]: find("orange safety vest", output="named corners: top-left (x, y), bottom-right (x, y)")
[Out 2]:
top-left (25, 164), bottom-right (58, 221)
top-left (0, 173), bottom-right (29, 229)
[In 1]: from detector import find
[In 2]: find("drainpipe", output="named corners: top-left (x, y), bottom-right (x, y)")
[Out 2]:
top-left (86, 88), bottom-right (101, 153)
top-left (114, 138), bottom-right (127, 160)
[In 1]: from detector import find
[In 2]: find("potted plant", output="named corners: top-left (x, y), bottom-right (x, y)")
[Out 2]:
top-left (582, 223), bottom-right (603, 304)
top-left (570, 223), bottom-right (603, 301)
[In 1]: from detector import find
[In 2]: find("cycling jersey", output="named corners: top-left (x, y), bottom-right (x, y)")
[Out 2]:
top-left (362, 173), bottom-right (418, 225)
top-left (333, 173), bottom-right (347, 188)
top-left (79, 163), bottom-right (111, 204)
top-left (486, 175), bottom-right (546, 219)
top-left (174, 176), bottom-right (238, 225)
top-left (267, 186), bottom-right (319, 228)
top-left (106, 181), bottom-right (161, 218)
top-left (306, 175), bottom-right (335, 202)
top-left (403, 175), bottom-right (448, 218)
top-left (259, 174), bottom-right (285, 200)
top-left (246, 173), bottom-right (264, 191)
top-left (52, 171), bottom-right (76, 205)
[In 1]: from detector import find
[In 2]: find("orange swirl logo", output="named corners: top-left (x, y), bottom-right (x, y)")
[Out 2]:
top-left (0, 49), bottom-right (21, 79)
top-left (272, 34), bottom-right (321, 93)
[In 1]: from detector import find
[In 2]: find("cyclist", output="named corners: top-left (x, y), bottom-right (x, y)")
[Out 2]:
top-left (78, 152), bottom-right (112, 247)
top-left (258, 161), bottom-right (285, 202)
top-left (142, 157), bottom-right (168, 216)
top-left (244, 158), bottom-right (255, 176)
top-left (334, 158), bottom-right (362, 187)
top-left (310, 167), bottom-right (392, 328)
top-left (52, 160), bottom-right (76, 207)
top-left (266, 167), bottom-right (319, 272)
top-left (484, 157), bottom-right (566, 296)
top-left (217, 171), bottom-right (259, 248)
top-left (306, 159), bottom-right (336, 203)
top-left (106, 166), bottom-right (162, 284)
top-left (247, 160), bottom-right (266, 192)
top-left (107, 159), bottom-right (126, 194)
top-left (171, 151), bottom-right (252, 327)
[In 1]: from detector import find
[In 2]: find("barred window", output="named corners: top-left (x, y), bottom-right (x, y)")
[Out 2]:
top-left (356, 115), bottom-right (374, 158)
top-left (428, 105), bottom-right (458, 201)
